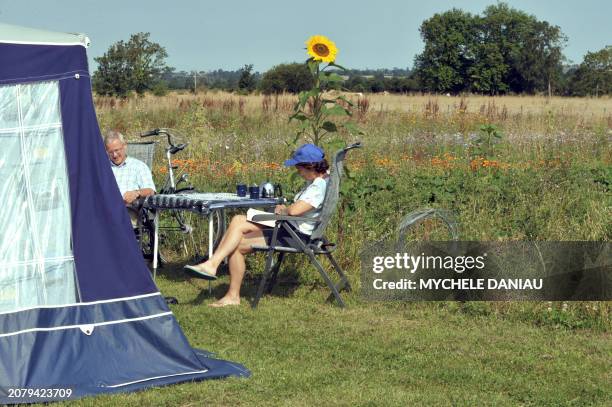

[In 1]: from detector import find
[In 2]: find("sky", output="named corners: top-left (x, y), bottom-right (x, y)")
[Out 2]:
top-left (0, 0), bottom-right (610, 72)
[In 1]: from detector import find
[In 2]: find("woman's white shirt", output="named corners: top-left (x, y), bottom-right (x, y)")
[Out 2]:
top-left (292, 176), bottom-right (328, 235)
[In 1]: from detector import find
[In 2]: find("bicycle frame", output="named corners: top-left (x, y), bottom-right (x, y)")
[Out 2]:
top-left (141, 128), bottom-right (190, 194)
top-left (138, 128), bottom-right (222, 265)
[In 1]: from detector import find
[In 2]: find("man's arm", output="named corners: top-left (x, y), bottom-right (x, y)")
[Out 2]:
top-left (123, 188), bottom-right (155, 205)
top-left (123, 160), bottom-right (156, 205)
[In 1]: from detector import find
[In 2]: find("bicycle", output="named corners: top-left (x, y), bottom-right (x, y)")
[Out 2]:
top-left (136, 128), bottom-right (223, 265)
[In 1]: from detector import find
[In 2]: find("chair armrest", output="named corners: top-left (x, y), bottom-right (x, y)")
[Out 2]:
top-left (251, 214), bottom-right (319, 223)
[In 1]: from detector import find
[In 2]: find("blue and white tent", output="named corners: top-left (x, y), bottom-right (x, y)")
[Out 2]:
top-left (0, 23), bottom-right (248, 404)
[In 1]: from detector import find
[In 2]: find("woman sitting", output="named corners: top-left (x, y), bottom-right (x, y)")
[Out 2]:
top-left (184, 144), bottom-right (329, 307)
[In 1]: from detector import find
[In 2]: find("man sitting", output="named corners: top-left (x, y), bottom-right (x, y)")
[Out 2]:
top-left (104, 130), bottom-right (155, 220)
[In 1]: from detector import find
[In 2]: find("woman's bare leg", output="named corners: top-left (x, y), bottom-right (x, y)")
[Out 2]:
top-left (210, 231), bottom-right (267, 306)
top-left (189, 215), bottom-right (261, 276)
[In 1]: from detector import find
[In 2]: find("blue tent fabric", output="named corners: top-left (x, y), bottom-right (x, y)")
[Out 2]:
top-left (0, 30), bottom-right (249, 405)
top-left (0, 43), bottom-right (88, 86)
top-left (59, 70), bottom-right (157, 300)
top-left (1, 294), bottom-right (249, 404)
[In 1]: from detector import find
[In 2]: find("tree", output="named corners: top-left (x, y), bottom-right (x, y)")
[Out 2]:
top-left (414, 3), bottom-right (566, 94)
top-left (259, 63), bottom-right (314, 94)
top-left (237, 64), bottom-right (256, 93)
top-left (414, 9), bottom-right (479, 93)
top-left (481, 3), bottom-right (566, 94)
top-left (467, 42), bottom-right (508, 94)
top-left (93, 32), bottom-right (169, 97)
top-left (569, 46), bottom-right (612, 96)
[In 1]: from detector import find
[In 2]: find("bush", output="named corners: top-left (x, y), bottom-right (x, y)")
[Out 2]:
top-left (152, 80), bottom-right (169, 96)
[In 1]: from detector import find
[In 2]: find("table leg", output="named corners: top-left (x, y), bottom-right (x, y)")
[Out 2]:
top-left (208, 213), bottom-right (215, 296)
top-left (208, 214), bottom-right (214, 259)
top-left (153, 210), bottom-right (159, 280)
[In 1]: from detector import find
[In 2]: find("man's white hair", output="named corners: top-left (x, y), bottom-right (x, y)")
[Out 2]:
top-left (104, 130), bottom-right (126, 145)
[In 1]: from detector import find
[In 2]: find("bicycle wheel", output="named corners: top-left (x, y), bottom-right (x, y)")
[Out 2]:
top-left (137, 211), bottom-right (167, 266)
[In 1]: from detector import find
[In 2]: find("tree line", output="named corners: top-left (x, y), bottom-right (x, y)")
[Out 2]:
top-left (92, 3), bottom-right (611, 98)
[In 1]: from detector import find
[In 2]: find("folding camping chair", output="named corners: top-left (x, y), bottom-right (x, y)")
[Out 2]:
top-left (127, 140), bottom-right (157, 169)
top-left (126, 141), bottom-right (158, 260)
top-left (250, 142), bottom-right (362, 308)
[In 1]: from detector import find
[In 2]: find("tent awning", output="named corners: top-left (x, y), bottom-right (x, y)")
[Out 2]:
top-left (0, 23), bottom-right (89, 47)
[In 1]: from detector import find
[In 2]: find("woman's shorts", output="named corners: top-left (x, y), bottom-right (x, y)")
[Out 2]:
top-left (261, 226), bottom-right (310, 247)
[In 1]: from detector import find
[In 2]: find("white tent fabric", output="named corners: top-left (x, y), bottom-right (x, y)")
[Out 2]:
top-left (0, 23), bottom-right (89, 47)
top-left (0, 81), bottom-right (77, 312)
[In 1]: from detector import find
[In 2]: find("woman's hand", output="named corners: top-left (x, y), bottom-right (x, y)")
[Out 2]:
top-left (274, 204), bottom-right (288, 215)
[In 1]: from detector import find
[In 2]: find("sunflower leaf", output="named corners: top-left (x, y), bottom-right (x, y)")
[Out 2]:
top-left (307, 60), bottom-right (319, 75)
top-left (322, 105), bottom-right (349, 116)
top-left (328, 62), bottom-right (347, 71)
top-left (290, 113), bottom-right (309, 122)
top-left (327, 73), bottom-right (344, 83)
top-left (335, 95), bottom-right (354, 106)
top-left (297, 91), bottom-right (310, 108)
top-left (321, 121), bottom-right (338, 133)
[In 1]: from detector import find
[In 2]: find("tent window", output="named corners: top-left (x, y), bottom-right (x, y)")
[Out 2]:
top-left (0, 81), bottom-right (77, 312)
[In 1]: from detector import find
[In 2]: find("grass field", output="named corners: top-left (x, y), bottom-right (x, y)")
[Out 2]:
top-left (73, 92), bottom-right (612, 405)
top-left (59, 264), bottom-right (611, 407)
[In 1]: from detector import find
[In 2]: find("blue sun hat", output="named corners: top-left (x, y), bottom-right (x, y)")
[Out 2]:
top-left (284, 144), bottom-right (325, 166)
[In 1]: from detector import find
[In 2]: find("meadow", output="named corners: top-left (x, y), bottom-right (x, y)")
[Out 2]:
top-left (75, 91), bottom-right (612, 405)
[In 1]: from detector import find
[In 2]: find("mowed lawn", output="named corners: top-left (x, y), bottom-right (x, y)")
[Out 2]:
top-left (63, 264), bottom-right (610, 406)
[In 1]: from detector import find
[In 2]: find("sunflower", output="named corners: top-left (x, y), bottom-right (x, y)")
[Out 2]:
top-left (306, 35), bottom-right (338, 63)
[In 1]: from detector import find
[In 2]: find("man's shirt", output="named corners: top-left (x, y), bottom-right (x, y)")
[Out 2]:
top-left (110, 156), bottom-right (155, 196)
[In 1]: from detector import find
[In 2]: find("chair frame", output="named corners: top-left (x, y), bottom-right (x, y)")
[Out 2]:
top-left (250, 142), bottom-right (362, 308)
top-left (126, 141), bottom-right (160, 262)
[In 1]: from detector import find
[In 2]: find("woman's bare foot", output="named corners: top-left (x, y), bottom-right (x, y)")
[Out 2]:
top-left (208, 296), bottom-right (241, 307)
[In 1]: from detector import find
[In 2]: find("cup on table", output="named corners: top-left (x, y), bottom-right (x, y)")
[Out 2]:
top-left (249, 185), bottom-right (260, 199)
top-left (236, 183), bottom-right (247, 197)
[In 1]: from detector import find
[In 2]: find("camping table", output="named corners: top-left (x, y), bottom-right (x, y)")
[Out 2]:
top-left (143, 192), bottom-right (281, 279)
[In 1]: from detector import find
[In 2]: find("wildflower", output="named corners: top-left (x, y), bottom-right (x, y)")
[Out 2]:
top-left (470, 157), bottom-right (484, 171)
top-left (482, 159), bottom-right (500, 168)
top-left (306, 35), bottom-right (338, 63)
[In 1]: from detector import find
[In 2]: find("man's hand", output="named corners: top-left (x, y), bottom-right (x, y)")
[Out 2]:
top-left (123, 190), bottom-right (140, 205)
top-left (274, 204), bottom-right (288, 215)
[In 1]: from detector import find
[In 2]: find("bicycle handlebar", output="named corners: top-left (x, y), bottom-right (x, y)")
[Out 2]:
top-left (169, 143), bottom-right (188, 154)
top-left (140, 128), bottom-right (161, 137)
top-left (140, 128), bottom-right (188, 153)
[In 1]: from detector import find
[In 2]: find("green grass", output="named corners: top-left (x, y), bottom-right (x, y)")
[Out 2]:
top-left (61, 264), bottom-right (611, 406)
